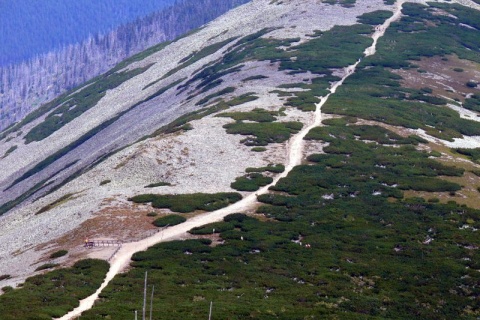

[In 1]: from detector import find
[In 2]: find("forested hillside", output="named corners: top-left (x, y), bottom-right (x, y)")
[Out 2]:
top-left (0, 0), bottom-right (249, 131)
top-left (0, 0), bottom-right (174, 66)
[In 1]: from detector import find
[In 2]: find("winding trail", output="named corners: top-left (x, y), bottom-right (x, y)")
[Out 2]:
top-left (56, 2), bottom-right (406, 319)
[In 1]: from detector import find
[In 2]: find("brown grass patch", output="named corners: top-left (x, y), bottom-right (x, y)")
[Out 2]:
top-left (403, 142), bottom-right (480, 209)
top-left (391, 54), bottom-right (480, 102)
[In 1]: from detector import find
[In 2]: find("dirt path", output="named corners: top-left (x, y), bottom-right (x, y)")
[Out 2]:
top-left (364, 0), bottom-right (405, 56)
top-left (56, 2), bottom-right (406, 319)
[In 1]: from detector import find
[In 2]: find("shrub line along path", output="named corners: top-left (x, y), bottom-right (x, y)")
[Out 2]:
top-left (56, 1), bottom-right (407, 319)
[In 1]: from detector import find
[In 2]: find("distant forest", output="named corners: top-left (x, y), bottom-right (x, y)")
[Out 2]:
top-left (0, 0), bottom-right (249, 131)
top-left (0, 0), bottom-right (175, 66)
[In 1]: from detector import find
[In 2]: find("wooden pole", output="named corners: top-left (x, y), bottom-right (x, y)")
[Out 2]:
top-left (149, 285), bottom-right (155, 320)
top-left (208, 301), bottom-right (213, 320)
top-left (135, 310), bottom-right (138, 320)
top-left (143, 271), bottom-right (148, 320)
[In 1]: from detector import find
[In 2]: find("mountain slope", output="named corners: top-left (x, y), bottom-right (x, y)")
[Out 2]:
top-left (0, 0), bottom-right (479, 318)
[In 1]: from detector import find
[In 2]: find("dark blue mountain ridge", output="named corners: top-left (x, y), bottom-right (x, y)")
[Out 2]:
top-left (0, 0), bottom-right (175, 66)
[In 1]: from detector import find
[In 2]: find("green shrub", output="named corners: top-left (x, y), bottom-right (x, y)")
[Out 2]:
top-left (216, 108), bottom-right (279, 122)
top-left (357, 10), bottom-right (394, 25)
top-left (1, 286), bottom-right (13, 293)
top-left (129, 192), bottom-right (242, 213)
top-left (49, 250), bottom-right (68, 259)
top-left (146, 212), bottom-right (158, 217)
top-left (455, 148), bottom-right (480, 162)
top-left (242, 75), bottom-right (268, 81)
top-left (153, 215), bottom-right (186, 227)
top-left (145, 182), bottom-right (171, 188)
top-left (100, 179), bottom-right (111, 186)
top-left (1, 145), bottom-right (17, 159)
top-left (251, 147), bottom-right (267, 152)
top-left (466, 81), bottom-right (477, 88)
top-left (223, 121), bottom-right (303, 146)
top-left (231, 173), bottom-right (273, 191)
top-left (246, 164), bottom-right (285, 173)
top-left (35, 193), bottom-right (74, 215)
top-left (35, 263), bottom-right (59, 271)
top-left (189, 221), bottom-right (235, 235)
top-left (223, 213), bottom-right (252, 222)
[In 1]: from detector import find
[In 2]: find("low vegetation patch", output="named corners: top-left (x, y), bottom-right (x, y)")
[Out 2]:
top-left (35, 193), bottom-right (74, 215)
top-left (129, 192), bottom-right (242, 213)
top-left (0, 259), bottom-right (109, 319)
top-left (357, 10), bottom-right (393, 25)
top-left (454, 148), bottom-right (480, 163)
top-left (145, 182), bottom-right (171, 188)
top-left (301, 121), bottom-right (462, 195)
top-left (463, 94), bottom-right (480, 112)
top-left (35, 263), bottom-right (60, 271)
top-left (80, 186), bottom-right (479, 320)
top-left (1, 145), bottom-right (17, 159)
top-left (0, 275), bottom-right (11, 281)
top-left (216, 108), bottom-right (280, 122)
top-left (100, 179), bottom-right (111, 186)
top-left (231, 173), bottom-right (273, 191)
top-left (153, 215), bottom-right (186, 227)
top-left (49, 250), bottom-right (68, 259)
top-left (242, 75), bottom-right (268, 82)
top-left (223, 121), bottom-right (303, 146)
top-left (246, 164), bottom-right (285, 173)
